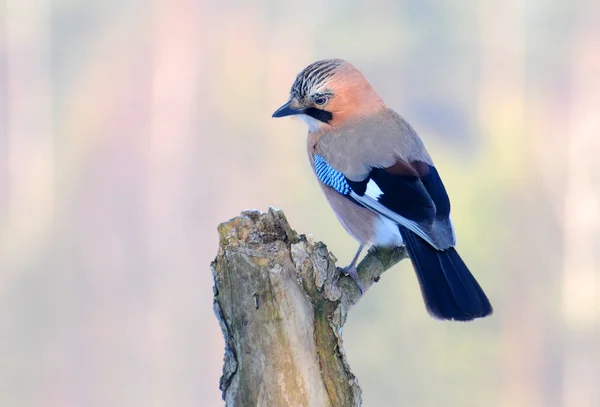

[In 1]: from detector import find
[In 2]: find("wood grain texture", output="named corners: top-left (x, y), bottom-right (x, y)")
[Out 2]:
top-left (212, 208), bottom-right (406, 407)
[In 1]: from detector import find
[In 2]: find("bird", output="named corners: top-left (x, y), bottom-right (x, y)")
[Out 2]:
top-left (272, 59), bottom-right (492, 321)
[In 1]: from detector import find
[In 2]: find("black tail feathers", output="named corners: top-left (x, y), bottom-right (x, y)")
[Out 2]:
top-left (400, 227), bottom-right (493, 321)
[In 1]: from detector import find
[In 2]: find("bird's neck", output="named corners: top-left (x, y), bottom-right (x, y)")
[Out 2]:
top-left (307, 129), bottom-right (323, 157)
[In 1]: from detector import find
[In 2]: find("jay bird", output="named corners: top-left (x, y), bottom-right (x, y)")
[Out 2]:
top-left (272, 59), bottom-right (492, 321)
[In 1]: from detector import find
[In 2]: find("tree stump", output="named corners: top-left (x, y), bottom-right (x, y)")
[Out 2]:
top-left (211, 208), bottom-right (406, 407)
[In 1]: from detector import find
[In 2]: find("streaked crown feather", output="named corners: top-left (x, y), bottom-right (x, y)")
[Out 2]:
top-left (290, 59), bottom-right (346, 99)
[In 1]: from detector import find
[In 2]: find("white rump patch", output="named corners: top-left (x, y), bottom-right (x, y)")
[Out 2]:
top-left (373, 215), bottom-right (404, 247)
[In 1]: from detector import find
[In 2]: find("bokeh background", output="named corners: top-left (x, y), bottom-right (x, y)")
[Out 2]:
top-left (1, 1), bottom-right (600, 406)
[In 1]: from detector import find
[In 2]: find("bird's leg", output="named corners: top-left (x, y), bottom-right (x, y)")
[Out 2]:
top-left (340, 244), bottom-right (365, 294)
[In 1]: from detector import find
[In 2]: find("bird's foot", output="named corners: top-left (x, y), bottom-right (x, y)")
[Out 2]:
top-left (340, 265), bottom-right (364, 295)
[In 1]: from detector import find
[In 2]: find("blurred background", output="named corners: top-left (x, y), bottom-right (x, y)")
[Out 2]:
top-left (1, 0), bottom-right (599, 406)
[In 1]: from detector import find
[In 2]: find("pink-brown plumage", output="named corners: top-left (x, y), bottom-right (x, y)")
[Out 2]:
top-left (273, 59), bottom-right (492, 320)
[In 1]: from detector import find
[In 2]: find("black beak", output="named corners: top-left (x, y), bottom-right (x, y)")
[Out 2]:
top-left (272, 100), bottom-right (303, 118)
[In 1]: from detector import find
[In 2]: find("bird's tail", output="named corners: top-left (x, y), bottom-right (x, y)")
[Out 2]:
top-left (399, 227), bottom-right (493, 321)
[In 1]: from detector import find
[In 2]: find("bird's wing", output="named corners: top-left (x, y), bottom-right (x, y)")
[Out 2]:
top-left (314, 154), bottom-right (455, 250)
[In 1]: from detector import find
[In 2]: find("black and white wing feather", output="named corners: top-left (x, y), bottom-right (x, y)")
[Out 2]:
top-left (314, 154), bottom-right (454, 250)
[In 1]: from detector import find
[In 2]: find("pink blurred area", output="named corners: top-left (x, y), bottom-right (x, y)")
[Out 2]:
top-left (1, 1), bottom-right (600, 406)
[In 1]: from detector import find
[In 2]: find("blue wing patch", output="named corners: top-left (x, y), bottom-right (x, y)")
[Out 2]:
top-left (314, 154), bottom-right (351, 195)
top-left (313, 154), bottom-right (452, 249)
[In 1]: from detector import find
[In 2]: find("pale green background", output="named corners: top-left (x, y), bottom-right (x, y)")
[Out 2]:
top-left (1, 1), bottom-right (599, 406)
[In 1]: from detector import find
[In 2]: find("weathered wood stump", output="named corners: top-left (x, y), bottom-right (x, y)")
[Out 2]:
top-left (212, 208), bottom-right (406, 407)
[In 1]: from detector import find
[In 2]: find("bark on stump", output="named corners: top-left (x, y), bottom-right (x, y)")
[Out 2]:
top-left (212, 208), bottom-right (406, 407)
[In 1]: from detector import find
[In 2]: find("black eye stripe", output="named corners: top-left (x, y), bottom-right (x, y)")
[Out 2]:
top-left (304, 107), bottom-right (332, 123)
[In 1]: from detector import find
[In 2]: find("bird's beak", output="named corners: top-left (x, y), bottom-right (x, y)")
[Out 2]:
top-left (272, 100), bottom-right (303, 118)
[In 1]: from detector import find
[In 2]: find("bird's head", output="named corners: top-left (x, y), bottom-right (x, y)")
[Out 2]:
top-left (272, 59), bottom-right (383, 132)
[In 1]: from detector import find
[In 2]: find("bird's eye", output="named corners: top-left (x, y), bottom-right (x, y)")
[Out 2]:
top-left (314, 96), bottom-right (328, 106)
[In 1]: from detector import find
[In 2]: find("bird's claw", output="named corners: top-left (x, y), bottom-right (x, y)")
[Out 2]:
top-left (340, 265), bottom-right (364, 295)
